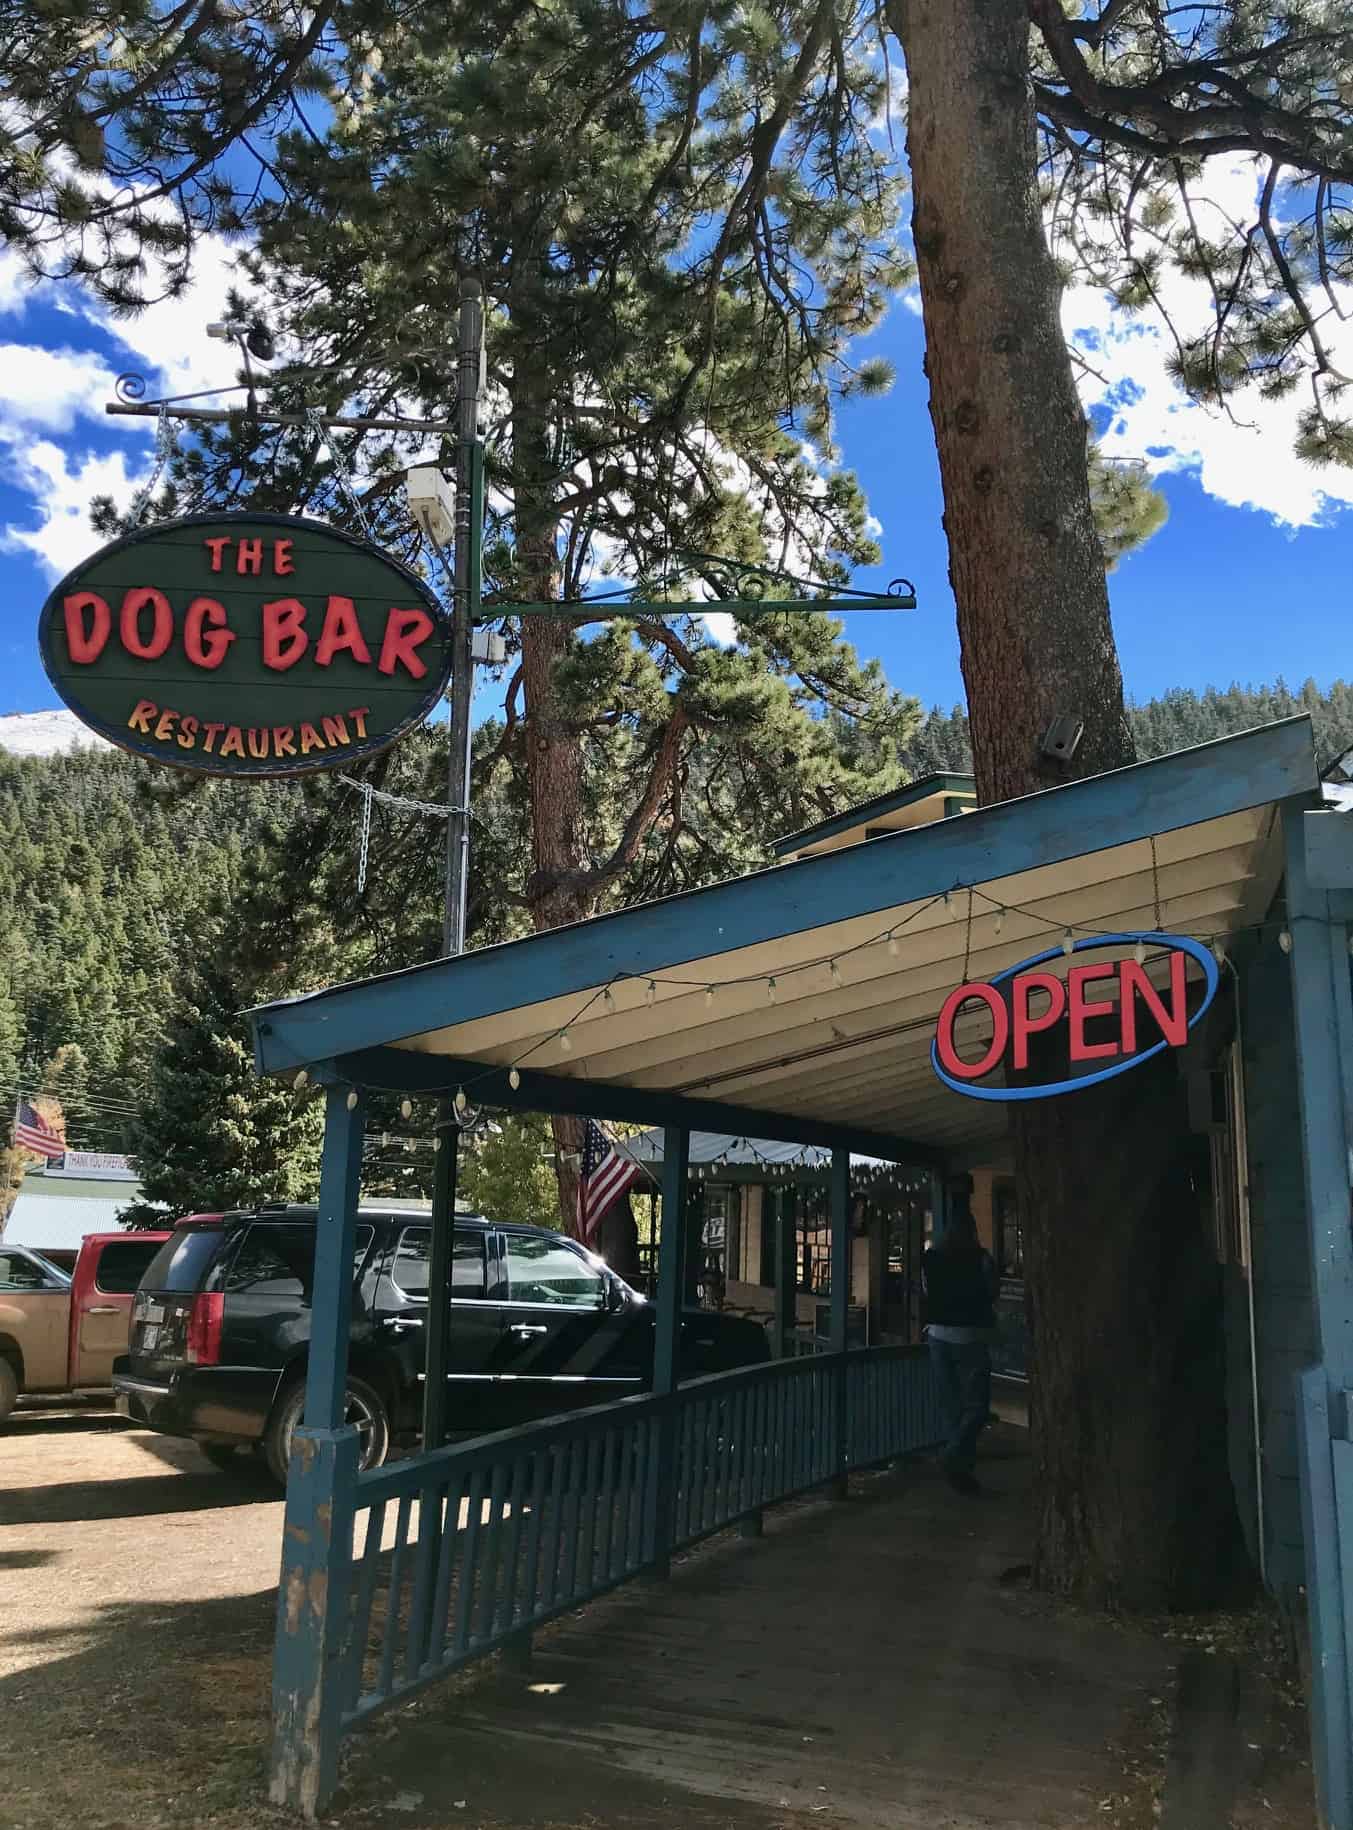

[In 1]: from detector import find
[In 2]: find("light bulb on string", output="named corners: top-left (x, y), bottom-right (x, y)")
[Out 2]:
top-left (646, 980), bottom-right (657, 1006)
top-left (400, 1098), bottom-right (413, 1121)
top-left (1212, 939), bottom-right (1227, 966)
top-left (454, 1086), bottom-right (468, 1118)
top-left (767, 977), bottom-right (778, 1005)
top-left (603, 987), bottom-right (615, 1012)
top-left (558, 1029), bottom-right (572, 1053)
top-left (1133, 939), bottom-right (1147, 966)
top-left (1279, 929), bottom-right (1293, 954)
top-left (508, 1067), bottom-right (521, 1091)
top-left (1061, 930), bottom-right (1076, 958)
top-left (830, 959), bottom-right (842, 987)
top-left (887, 932), bottom-right (900, 958)
top-left (704, 986), bottom-right (715, 1009)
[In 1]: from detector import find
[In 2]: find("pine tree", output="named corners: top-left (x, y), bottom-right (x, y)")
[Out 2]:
top-left (126, 950), bottom-right (323, 1219)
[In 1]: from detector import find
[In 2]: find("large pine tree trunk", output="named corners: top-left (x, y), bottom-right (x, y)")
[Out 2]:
top-left (512, 375), bottom-right (595, 1233)
top-left (888, 0), bottom-right (1250, 1607)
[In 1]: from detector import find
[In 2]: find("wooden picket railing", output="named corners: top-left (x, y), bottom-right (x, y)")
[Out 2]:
top-left (331, 1344), bottom-right (940, 1734)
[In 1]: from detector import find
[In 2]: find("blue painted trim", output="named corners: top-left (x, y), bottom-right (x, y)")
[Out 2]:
top-left (1295, 1368), bottom-right (1353, 1830)
top-left (304, 1085), bottom-right (365, 1432)
top-left (327, 1045), bottom-right (942, 1165)
top-left (250, 718), bottom-right (1318, 1077)
top-left (929, 933), bottom-right (1220, 1103)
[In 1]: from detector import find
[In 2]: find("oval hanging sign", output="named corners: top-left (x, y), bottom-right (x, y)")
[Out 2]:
top-left (931, 932), bottom-right (1220, 1102)
top-left (38, 512), bottom-right (452, 777)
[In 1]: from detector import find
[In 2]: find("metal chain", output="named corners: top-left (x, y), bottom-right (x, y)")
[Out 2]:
top-left (357, 781), bottom-right (373, 896)
top-left (304, 405), bottom-right (375, 541)
top-left (338, 773), bottom-right (450, 819)
top-left (127, 403), bottom-right (174, 526)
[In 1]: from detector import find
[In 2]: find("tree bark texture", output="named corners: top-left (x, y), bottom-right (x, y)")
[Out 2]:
top-left (511, 374), bottom-right (596, 1234)
top-left (889, 0), bottom-right (1133, 804)
top-left (890, 0), bottom-right (1251, 1608)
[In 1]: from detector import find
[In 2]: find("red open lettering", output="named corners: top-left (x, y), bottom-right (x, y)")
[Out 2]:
top-left (1120, 952), bottom-right (1188, 1054)
top-left (935, 982), bottom-right (1008, 1081)
top-left (1011, 971), bottom-right (1066, 1070)
top-left (1067, 961), bottom-right (1119, 1062)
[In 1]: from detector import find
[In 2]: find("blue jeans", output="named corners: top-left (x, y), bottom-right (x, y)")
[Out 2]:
top-left (929, 1338), bottom-right (991, 1474)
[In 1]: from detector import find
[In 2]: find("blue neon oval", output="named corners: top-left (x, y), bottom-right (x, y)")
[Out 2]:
top-left (930, 932), bottom-right (1220, 1103)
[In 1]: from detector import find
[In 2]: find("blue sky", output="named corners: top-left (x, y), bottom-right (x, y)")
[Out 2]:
top-left (3, 159), bottom-right (1351, 728)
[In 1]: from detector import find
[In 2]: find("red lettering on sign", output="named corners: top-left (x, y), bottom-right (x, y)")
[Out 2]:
top-left (177, 716), bottom-right (199, 750)
top-left (378, 607), bottom-right (434, 679)
top-left (1011, 971), bottom-right (1066, 1069)
top-left (1120, 952), bottom-right (1188, 1054)
top-left (299, 722), bottom-right (325, 755)
top-left (127, 700), bottom-right (157, 735)
top-left (204, 537), bottom-right (231, 573)
top-left (1067, 961), bottom-right (1120, 1062)
top-left (153, 708), bottom-right (178, 743)
top-left (236, 539), bottom-right (264, 575)
top-left (247, 729), bottom-right (270, 760)
top-left (274, 539), bottom-right (294, 576)
top-left (935, 982), bottom-right (1008, 1081)
top-left (201, 722), bottom-right (225, 754)
top-left (183, 597), bottom-right (235, 670)
top-left (314, 595), bottom-right (371, 668)
top-left (273, 726), bottom-right (296, 758)
top-left (63, 591), bottom-right (112, 664)
top-left (219, 725), bottom-right (246, 759)
top-left (321, 714), bottom-right (350, 747)
top-left (119, 587), bottom-right (173, 661)
top-left (262, 598), bottom-right (309, 671)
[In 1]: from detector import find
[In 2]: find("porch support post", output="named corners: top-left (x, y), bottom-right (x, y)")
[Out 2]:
top-left (774, 1188), bottom-right (797, 1359)
top-left (422, 1102), bottom-right (460, 1450)
top-left (648, 1125), bottom-right (689, 1579)
top-left (270, 1083), bottom-right (365, 1819)
top-left (1283, 802), bottom-right (1353, 1830)
top-left (929, 1171), bottom-right (949, 1246)
top-left (830, 1146), bottom-right (851, 1499)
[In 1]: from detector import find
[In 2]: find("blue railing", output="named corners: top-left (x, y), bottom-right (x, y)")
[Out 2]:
top-left (330, 1344), bottom-right (940, 1736)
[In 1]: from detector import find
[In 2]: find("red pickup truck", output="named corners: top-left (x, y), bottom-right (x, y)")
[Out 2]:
top-left (0, 1232), bottom-right (170, 1418)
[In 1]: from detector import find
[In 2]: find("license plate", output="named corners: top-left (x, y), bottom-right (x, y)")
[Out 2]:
top-left (140, 1325), bottom-right (161, 1350)
top-left (142, 1301), bottom-right (164, 1324)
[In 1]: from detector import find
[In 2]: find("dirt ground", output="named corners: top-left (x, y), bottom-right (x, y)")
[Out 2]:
top-left (0, 1403), bottom-right (1318, 1830)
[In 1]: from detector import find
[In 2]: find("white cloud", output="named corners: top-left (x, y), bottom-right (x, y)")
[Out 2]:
top-left (0, 438), bottom-right (145, 576)
top-left (0, 343), bottom-right (118, 432)
top-left (1058, 154), bottom-right (1353, 530)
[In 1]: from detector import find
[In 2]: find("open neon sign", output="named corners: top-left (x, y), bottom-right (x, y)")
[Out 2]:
top-left (930, 932), bottom-right (1220, 1102)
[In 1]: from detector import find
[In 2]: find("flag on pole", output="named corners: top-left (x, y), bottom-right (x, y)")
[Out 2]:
top-left (14, 1099), bottom-right (64, 1160)
top-left (576, 1119), bottom-right (641, 1246)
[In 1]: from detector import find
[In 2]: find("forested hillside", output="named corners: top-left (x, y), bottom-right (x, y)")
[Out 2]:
top-left (904, 679), bottom-right (1353, 778)
top-left (2, 675), bottom-right (1348, 1203)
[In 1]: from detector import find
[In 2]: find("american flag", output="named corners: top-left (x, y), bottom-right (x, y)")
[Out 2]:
top-left (14, 1099), bottom-right (64, 1160)
top-left (576, 1119), bottom-right (641, 1246)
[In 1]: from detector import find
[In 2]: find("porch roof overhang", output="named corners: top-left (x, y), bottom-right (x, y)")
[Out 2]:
top-left (251, 718), bottom-right (1319, 1166)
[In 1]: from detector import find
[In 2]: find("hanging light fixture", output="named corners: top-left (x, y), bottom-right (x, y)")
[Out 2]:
top-left (400, 1097), bottom-right (413, 1120)
top-left (1061, 930), bottom-right (1076, 958)
top-left (1133, 939), bottom-right (1147, 966)
top-left (558, 1028), bottom-right (572, 1053)
top-left (508, 1067), bottom-right (521, 1090)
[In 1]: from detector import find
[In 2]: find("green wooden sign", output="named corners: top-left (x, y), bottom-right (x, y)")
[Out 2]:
top-left (38, 512), bottom-right (452, 777)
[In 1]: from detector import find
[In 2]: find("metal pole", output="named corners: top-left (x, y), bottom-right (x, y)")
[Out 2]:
top-left (421, 1110), bottom-right (460, 1450)
top-left (444, 279), bottom-right (484, 958)
top-left (829, 1147), bottom-right (851, 1497)
top-left (648, 1127), bottom-right (690, 1579)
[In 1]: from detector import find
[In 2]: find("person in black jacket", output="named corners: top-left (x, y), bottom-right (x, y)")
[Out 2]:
top-left (922, 1176), bottom-right (998, 1495)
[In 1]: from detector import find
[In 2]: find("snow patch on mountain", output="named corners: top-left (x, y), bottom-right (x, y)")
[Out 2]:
top-left (0, 709), bottom-right (109, 757)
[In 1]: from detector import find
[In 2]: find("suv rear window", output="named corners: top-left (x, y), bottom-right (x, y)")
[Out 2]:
top-left (140, 1226), bottom-right (228, 1293)
top-left (94, 1239), bottom-right (164, 1295)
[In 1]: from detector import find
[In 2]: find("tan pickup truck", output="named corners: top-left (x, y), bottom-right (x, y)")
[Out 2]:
top-left (0, 1233), bottom-right (169, 1418)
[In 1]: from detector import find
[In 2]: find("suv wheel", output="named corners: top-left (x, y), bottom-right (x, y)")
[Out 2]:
top-left (263, 1375), bottom-right (391, 1486)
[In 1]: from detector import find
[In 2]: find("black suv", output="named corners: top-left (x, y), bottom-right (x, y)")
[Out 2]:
top-left (112, 1205), bottom-right (768, 1482)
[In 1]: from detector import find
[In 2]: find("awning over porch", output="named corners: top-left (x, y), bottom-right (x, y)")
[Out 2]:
top-left (251, 718), bottom-right (1319, 1166)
